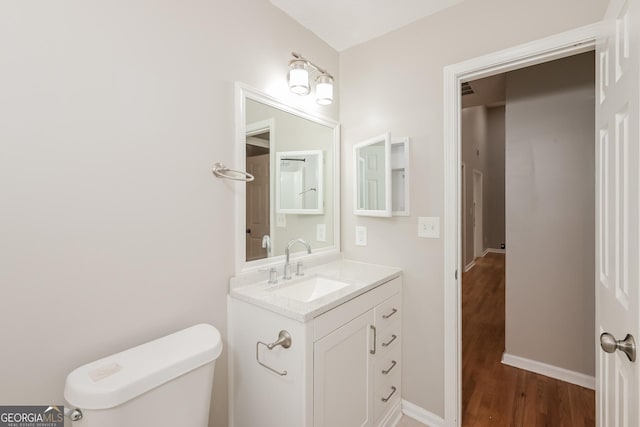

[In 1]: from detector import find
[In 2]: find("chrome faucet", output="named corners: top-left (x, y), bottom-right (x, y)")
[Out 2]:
top-left (283, 238), bottom-right (312, 280)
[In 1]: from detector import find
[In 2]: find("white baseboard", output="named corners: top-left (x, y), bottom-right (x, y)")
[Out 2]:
top-left (501, 352), bottom-right (595, 390)
top-left (482, 247), bottom-right (506, 256)
top-left (401, 400), bottom-right (444, 427)
top-left (464, 260), bottom-right (475, 272)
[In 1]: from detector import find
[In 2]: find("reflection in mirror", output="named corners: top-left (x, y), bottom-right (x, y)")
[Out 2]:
top-left (242, 93), bottom-right (337, 267)
top-left (354, 133), bottom-right (391, 217)
top-left (276, 150), bottom-right (323, 214)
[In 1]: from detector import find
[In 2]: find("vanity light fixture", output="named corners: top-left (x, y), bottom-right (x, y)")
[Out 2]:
top-left (288, 52), bottom-right (334, 105)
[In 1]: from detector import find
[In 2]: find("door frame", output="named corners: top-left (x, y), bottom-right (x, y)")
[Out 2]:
top-left (442, 22), bottom-right (602, 426)
top-left (246, 119), bottom-right (276, 257)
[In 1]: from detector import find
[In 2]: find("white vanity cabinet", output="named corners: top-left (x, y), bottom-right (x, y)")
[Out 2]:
top-left (229, 274), bottom-right (402, 427)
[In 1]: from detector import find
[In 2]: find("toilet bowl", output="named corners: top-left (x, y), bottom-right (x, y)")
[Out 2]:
top-left (64, 324), bottom-right (222, 427)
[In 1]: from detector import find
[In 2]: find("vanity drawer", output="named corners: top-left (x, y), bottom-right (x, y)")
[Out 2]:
top-left (375, 320), bottom-right (400, 357)
top-left (374, 293), bottom-right (401, 330)
top-left (376, 344), bottom-right (401, 379)
top-left (374, 367), bottom-right (401, 421)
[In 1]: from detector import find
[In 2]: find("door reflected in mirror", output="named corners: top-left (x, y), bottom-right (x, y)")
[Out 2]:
top-left (243, 95), bottom-right (337, 266)
top-left (354, 133), bottom-right (392, 217)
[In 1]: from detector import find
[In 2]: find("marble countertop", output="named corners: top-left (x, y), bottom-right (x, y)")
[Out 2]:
top-left (229, 259), bottom-right (401, 322)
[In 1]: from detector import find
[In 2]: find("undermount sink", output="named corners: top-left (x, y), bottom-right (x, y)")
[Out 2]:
top-left (271, 276), bottom-right (351, 303)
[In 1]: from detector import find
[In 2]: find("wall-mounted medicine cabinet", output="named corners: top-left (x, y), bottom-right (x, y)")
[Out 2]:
top-left (391, 138), bottom-right (410, 216)
top-left (354, 133), bottom-right (392, 217)
top-left (276, 150), bottom-right (323, 214)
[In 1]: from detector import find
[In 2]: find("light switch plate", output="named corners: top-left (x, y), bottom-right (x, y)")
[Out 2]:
top-left (355, 226), bottom-right (367, 246)
top-left (418, 216), bottom-right (440, 238)
top-left (316, 224), bottom-right (326, 242)
top-left (276, 213), bottom-right (286, 228)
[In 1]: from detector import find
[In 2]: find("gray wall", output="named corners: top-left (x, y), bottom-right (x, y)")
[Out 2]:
top-left (339, 0), bottom-right (606, 416)
top-left (0, 1), bottom-right (338, 426)
top-left (461, 105), bottom-right (506, 268)
top-left (461, 106), bottom-right (489, 266)
top-left (486, 106), bottom-right (506, 250)
top-left (505, 52), bottom-right (595, 376)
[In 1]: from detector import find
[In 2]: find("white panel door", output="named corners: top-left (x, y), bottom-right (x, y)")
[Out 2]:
top-left (314, 310), bottom-right (375, 427)
top-left (596, 0), bottom-right (639, 426)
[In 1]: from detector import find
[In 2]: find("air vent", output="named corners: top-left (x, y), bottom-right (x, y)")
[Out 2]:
top-left (461, 82), bottom-right (474, 96)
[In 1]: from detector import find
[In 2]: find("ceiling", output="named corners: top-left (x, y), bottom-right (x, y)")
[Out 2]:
top-left (270, 0), bottom-right (465, 52)
top-left (461, 74), bottom-right (506, 109)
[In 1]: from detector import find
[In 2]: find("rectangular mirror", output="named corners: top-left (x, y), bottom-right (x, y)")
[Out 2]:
top-left (276, 150), bottom-right (323, 214)
top-left (354, 133), bottom-right (391, 217)
top-left (391, 137), bottom-right (410, 216)
top-left (237, 84), bottom-right (340, 271)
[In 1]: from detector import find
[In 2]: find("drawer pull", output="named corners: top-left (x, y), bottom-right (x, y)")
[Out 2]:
top-left (381, 386), bottom-right (397, 402)
top-left (370, 325), bottom-right (377, 355)
top-left (382, 334), bottom-right (397, 347)
top-left (382, 308), bottom-right (398, 319)
top-left (382, 360), bottom-right (397, 375)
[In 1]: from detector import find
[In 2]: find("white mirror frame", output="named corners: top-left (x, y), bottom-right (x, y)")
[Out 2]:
top-left (353, 132), bottom-right (392, 217)
top-left (391, 137), bottom-right (410, 216)
top-left (276, 150), bottom-right (324, 215)
top-left (234, 83), bottom-right (340, 274)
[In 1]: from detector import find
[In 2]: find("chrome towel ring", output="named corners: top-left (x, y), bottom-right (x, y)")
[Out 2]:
top-left (211, 162), bottom-right (254, 182)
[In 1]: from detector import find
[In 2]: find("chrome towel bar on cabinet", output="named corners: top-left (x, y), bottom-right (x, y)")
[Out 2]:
top-left (211, 162), bottom-right (254, 182)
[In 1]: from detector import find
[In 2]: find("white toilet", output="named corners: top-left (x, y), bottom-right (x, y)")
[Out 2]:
top-left (64, 324), bottom-right (222, 427)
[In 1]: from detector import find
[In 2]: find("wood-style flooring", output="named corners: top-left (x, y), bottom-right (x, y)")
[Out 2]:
top-left (462, 253), bottom-right (595, 427)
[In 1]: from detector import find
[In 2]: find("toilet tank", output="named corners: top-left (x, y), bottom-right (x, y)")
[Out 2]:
top-left (64, 324), bottom-right (222, 427)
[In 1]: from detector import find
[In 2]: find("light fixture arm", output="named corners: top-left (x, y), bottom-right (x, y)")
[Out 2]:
top-left (291, 52), bottom-right (333, 79)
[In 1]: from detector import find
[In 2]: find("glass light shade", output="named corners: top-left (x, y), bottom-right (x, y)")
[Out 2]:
top-left (288, 60), bottom-right (310, 95)
top-left (315, 74), bottom-right (333, 105)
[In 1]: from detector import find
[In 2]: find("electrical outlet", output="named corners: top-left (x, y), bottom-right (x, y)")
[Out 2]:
top-left (317, 224), bottom-right (326, 242)
top-left (418, 216), bottom-right (440, 238)
top-left (276, 213), bottom-right (286, 228)
top-left (355, 226), bottom-right (367, 246)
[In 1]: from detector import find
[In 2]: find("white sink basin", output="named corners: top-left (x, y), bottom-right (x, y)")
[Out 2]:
top-left (272, 276), bottom-right (351, 303)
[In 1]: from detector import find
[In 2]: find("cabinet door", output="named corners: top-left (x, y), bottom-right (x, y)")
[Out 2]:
top-left (314, 310), bottom-right (375, 427)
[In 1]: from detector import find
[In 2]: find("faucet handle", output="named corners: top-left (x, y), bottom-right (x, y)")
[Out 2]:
top-left (296, 261), bottom-right (304, 276)
top-left (259, 267), bottom-right (279, 285)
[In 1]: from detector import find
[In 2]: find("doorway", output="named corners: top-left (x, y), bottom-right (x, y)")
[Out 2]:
top-left (443, 23), bottom-right (602, 426)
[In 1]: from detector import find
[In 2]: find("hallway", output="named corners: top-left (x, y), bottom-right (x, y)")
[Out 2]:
top-left (461, 253), bottom-right (595, 426)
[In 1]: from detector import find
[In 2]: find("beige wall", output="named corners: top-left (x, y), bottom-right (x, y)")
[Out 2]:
top-left (505, 52), bottom-right (595, 376)
top-left (339, 0), bottom-right (606, 417)
top-left (0, 1), bottom-right (338, 426)
top-left (486, 106), bottom-right (506, 250)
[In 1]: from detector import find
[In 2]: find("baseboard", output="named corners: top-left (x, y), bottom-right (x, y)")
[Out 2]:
top-left (401, 400), bottom-right (444, 427)
top-left (501, 352), bottom-right (595, 390)
top-left (482, 247), bottom-right (506, 256)
top-left (464, 260), bottom-right (475, 272)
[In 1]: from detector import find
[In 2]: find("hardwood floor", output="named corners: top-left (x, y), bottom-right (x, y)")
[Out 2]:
top-left (461, 253), bottom-right (595, 427)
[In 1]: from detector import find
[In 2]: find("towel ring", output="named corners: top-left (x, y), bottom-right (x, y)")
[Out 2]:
top-left (212, 163), bottom-right (254, 182)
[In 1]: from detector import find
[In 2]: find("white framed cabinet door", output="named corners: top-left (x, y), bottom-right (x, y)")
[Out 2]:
top-left (313, 310), bottom-right (375, 427)
top-left (596, 0), bottom-right (640, 426)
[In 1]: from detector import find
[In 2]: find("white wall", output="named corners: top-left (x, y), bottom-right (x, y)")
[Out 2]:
top-left (461, 106), bottom-right (489, 266)
top-left (339, 0), bottom-right (606, 417)
top-left (0, 1), bottom-right (338, 426)
top-left (505, 52), bottom-right (595, 376)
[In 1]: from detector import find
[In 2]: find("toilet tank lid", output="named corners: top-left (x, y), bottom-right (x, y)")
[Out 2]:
top-left (64, 323), bottom-right (222, 410)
